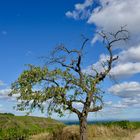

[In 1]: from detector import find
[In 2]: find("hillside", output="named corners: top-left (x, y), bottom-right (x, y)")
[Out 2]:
top-left (0, 113), bottom-right (64, 140)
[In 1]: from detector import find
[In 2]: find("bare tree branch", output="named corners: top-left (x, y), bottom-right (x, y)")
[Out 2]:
top-left (95, 28), bottom-right (129, 83)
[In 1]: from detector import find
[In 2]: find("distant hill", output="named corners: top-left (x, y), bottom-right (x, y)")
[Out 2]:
top-left (0, 113), bottom-right (64, 140)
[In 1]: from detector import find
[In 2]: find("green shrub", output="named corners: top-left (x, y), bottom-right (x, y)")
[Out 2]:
top-left (101, 121), bottom-right (140, 130)
top-left (0, 114), bottom-right (64, 140)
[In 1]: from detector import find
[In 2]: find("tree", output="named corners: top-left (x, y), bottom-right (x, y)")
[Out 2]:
top-left (10, 27), bottom-right (128, 140)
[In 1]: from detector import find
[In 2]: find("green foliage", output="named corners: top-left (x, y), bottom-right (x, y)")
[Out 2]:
top-left (0, 113), bottom-right (65, 140)
top-left (10, 65), bottom-right (70, 115)
top-left (98, 121), bottom-right (140, 130)
top-left (10, 63), bottom-right (103, 117)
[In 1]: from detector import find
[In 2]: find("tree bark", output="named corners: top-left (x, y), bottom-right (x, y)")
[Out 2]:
top-left (79, 116), bottom-right (88, 140)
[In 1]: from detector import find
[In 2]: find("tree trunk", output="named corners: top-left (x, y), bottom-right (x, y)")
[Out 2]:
top-left (79, 116), bottom-right (88, 140)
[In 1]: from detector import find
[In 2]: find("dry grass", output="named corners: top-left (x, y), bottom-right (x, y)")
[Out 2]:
top-left (30, 132), bottom-right (51, 140)
top-left (30, 125), bottom-right (140, 140)
top-left (87, 125), bottom-right (136, 140)
top-left (59, 125), bottom-right (80, 140)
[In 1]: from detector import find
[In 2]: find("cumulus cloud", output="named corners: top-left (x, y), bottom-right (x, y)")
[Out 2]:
top-left (107, 81), bottom-right (140, 111)
top-left (108, 81), bottom-right (140, 108)
top-left (67, 0), bottom-right (140, 45)
top-left (110, 45), bottom-right (140, 77)
top-left (88, 0), bottom-right (140, 43)
top-left (83, 54), bottom-right (140, 78)
top-left (122, 98), bottom-right (140, 107)
top-left (119, 45), bottom-right (140, 63)
top-left (88, 0), bottom-right (140, 29)
top-left (67, 0), bottom-right (140, 39)
top-left (66, 0), bottom-right (93, 20)
top-left (67, 0), bottom-right (140, 47)
top-left (111, 62), bottom-right (140, 77)
top-left (110, 98), bottom-right (140, 111)
top-left (108, 81), bottom-right (140, 98)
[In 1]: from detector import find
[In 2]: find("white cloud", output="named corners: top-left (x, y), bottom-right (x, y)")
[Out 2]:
top-left (110, 45), bottom-right (140, 77)
top-left (110, 98), bottom-right (140, 111)
top-left (83, 56), bottom-right (140, 78)
top-left (75, 0), bottom-right (93, 11)
top-left (91, 33), bottom-right (101, 44)
top-left (0, 88), bottom-right (11, 95)
top-left (67, 0), bottom-right (140, 46)
top-left (122, 98), bottom-right (139, 106)
top-left (112, 101), bottom-right (128, 109)
top-left (119, 45), bottom-right (140, 63)
top-left (0, 88), bottom-right (11, 100)
top-left (66, 0), bottom-right (93, 20)
top-left (107, 81), bottom-right (140, 111)
top-left (111, 62), bottom-right (140, 77)
top-left (88, 0), bottom-right (140, 35)
top-left (66, 11), bottom-right (79, 20)
top-left (108, 81), bottom-right (140, 98)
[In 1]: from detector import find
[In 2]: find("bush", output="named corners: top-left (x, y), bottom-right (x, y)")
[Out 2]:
top-left (0, 114), bottom-right (64, 140)
top-left (0, 113), bottom-right (15, 116)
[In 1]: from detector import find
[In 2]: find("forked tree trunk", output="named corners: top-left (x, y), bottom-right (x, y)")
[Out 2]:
top-left (79, 116), bottom-right (88, 140)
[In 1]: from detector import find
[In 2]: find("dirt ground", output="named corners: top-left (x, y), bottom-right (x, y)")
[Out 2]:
top-left (133, 133), bottom-right (140, 140)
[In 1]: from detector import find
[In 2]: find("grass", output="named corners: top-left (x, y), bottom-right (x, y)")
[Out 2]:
top-left (0, 113), bottom-right (64, 140)
top-left (29, 132), bottom-right (50, 140)
top-left (31, 121), bottom-right (140, 140)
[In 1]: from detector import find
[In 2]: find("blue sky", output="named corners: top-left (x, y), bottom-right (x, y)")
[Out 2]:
top-left (0, 0), bottom-right (140, 121)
